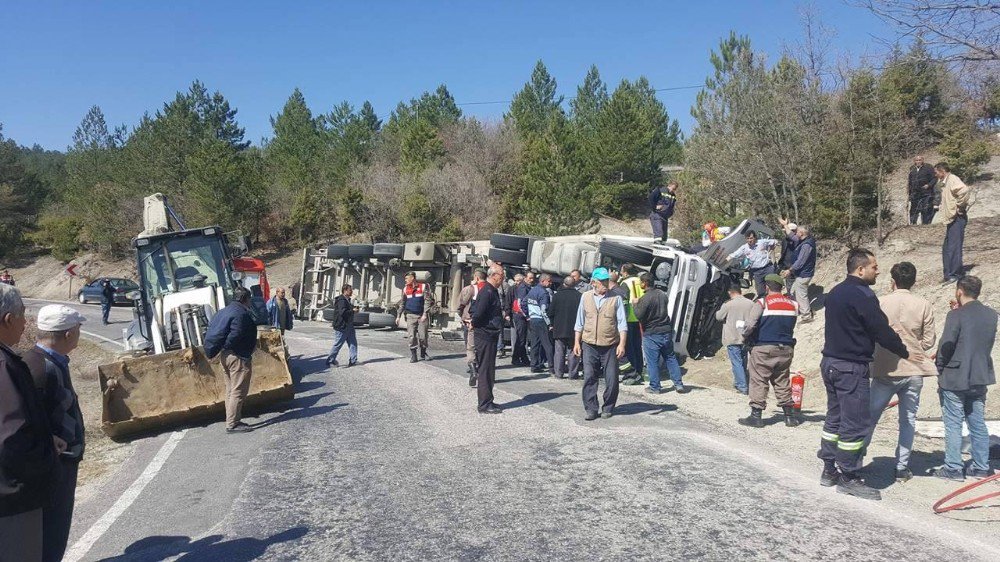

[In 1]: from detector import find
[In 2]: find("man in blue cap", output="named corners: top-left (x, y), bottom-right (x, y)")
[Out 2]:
top-left (573, 267), bottom-right (628, 421)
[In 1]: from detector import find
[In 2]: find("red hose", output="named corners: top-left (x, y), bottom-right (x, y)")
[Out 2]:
top-left (932, 473), bottom-right (1000, 513)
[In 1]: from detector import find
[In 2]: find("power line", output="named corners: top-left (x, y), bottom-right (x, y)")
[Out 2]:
top-left (454, 84), bottom-right (703, 107)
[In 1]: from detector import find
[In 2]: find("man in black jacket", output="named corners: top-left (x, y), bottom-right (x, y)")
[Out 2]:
top-left (510, 272), bottom-right (534, 366)
top-left (100, 278), bottom-right (115, 325)
top-left (204, 287), bottom-right (258, 434)
top-left (471, 265), bottom-right (505, 414)
top-left (819, 249), bottom-right (908, 501)
top-left (648, 181), bottom-right (678, 242)
top-left (326, 284), bottom-right (358, 368)
top-left (0, 284), bottom-right (58, 561)
top-left (549, 277), bottom-right (582, 379)
top-left (907, 155), bottom-right (937, 225)
top-left (634, 273), bottom-right (685, 394)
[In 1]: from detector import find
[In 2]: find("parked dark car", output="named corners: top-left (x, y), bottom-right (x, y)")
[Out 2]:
top-left (79, 277), bottom-right (139, 305)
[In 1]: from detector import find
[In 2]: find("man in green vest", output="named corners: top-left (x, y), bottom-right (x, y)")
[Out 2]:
top-left (573, 267), bottom-right (628, 421)
top-left (619, 263), bottom-right (646, 385)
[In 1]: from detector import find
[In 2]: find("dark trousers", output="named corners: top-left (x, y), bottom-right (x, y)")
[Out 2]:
top-left (909, 198), bottom-right (934, 225)
top-left (749, 265), bottom-right (775, 298)
top-left (553, 337), bottom-right (580, 378)
top-left (581, 342), bottom-right (619, 415)
top-left (528, 318), bottom-right (554, 371)
top-left (625, 322), bottom-right (644, 376)
top-left (818, 357), bottom-right (872, 476)
top-left (943, 215), bottom-right (967, 280)
top-left (512, 315), bottom-right (529, 364)
top-left (650, 213), bottom-right (668, 240)
top-left (43, 459), bottom-right (79, 562)
top-left (102, 298), bottom-right (112, 323)
top-left (476, 329), bottom-right (500, 411)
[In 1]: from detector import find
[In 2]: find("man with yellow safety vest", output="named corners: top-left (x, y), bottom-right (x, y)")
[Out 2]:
top-left (619, 264), bottom-right (646, 386)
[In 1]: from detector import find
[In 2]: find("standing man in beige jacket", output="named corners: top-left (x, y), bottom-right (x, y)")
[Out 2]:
top-left (936, 162), bottom-right (971, 283)
top-left (867, 262), bottom-right (937, 482)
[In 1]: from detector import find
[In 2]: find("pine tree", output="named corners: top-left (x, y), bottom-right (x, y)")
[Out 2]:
top-left (514, 128), bottom-right (596, 236)
top-left (508, 60), bottom-right (565, 137)
top-left (571, 65), bottom-right (608, 134)
top-left (266, 88), bottom-right (324, 193)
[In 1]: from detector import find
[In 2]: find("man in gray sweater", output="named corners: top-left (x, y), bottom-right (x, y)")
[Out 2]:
top-left (716, 286), bottom-right (756, 395)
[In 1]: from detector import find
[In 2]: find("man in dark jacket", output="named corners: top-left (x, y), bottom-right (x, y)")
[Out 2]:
top-left (549, 278), bottom-right (583, 379)
top-left (326, 284), bottom-right (358, 368)
top-left (0, 284), bottom-right (58, 561)
top-left (907, 155), bottom-right (937, 225)
top-left (204, 287), bottom-right (258, 434)
top-left (648, 181), bottom-right (678, 242)
top-left (634, 273), bottom-right (685, 394)
top-left (471, 265), bottom-right (505, 414)
top-left (24, 305), bottom-right (86, 562)
top-left (526, 274), bottom-right (555, 374)
top-left (780, 221), bottom-right (817, 322)
top-left (100, 278), bottom-right (115, 325)
top-left (510, 271), bottom-right (534, 366)
top-left (934, 276), bottom-right (997, 481)
top-left (818, 249), bottom-right (908, 501)
top-left (265, 287), bottom-right (294, 335)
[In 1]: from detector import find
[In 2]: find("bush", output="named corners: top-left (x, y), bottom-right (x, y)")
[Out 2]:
top-left (31, 215), bottom-right (82, 262)
top-left (590, 181), bottom-right (648, 218)
top-left (938, 132), bottom-right (991, 182)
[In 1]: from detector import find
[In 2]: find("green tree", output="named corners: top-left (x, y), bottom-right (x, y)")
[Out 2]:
top-left (571, 65), bottom-right (608, 135)
top-left (0, 125), bottom-right (44, 258)
top-left (266, 88), bottom-right (324, 193)
top-left (879, 40), bottom-right (947, 133)
top-left (185, 140), bottom-right (267, 236)
top-left (508, 60), bottom-right (565, 137)
top-left (514, 131), bottom-right (596, 236)
top-left (400, 118), bottom-right (445, 174)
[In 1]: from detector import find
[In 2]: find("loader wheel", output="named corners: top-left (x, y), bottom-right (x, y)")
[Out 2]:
top-left (598, 240), bottom-right (654, 267)
top-left (373, 243), bottom-right (404, 259)
top-left (490, 233), bottom-right (530, 251)
top-left (348, 244), bottom-right (374, 259)
top-left (488, 248), bottom-right (527, 266)
top-left (326, 244), bottom-right (349, 259)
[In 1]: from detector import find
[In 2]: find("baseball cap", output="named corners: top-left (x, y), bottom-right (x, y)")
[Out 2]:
top-left (37, 304), bottom-right (86, 331)
top-left (591, 267), bottom-right (611, 281)
top-left (764, 273), bottom-right (785, 285)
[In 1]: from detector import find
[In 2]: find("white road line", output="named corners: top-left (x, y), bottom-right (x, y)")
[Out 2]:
top-left (80, 329), bottom-right (126, 348)
top-left (64, 430), bottom-right (188, 562)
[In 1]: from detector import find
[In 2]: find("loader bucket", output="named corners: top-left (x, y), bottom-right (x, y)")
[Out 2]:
top-left (98, 330), bottom-right (295, 440)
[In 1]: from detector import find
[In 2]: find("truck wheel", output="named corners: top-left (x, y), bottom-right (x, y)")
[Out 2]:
top-left (490, 233), bottom-right (530, 251)
top-left (78, 293), bottom-right (87, 304)
top-left (488, 248), bottom-right (527, 265)
top-left (327, 244), bottom-right (349, 259)
top-left (321, 308), bottom-right (337, 322)
top-left (348, 244), bottom-right (374, 259)
top-left (352, 312), bottom-right (370, 326)
top-left (598, 240), bottom-right (654, 267)
top-left (368, 312), bottom-right (396, 328)
top-left (373, 243), bottom-right (404, 259)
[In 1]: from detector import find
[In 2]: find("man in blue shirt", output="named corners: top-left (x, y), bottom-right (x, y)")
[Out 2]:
top-left (204, 287), bottom-right (258, 434)
top-left (526, 273), bottom-right (555, 374)
top-left (574, 268), bottom-right (628, 421)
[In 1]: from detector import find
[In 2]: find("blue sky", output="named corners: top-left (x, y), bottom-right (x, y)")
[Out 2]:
top-left (0, 1), bottom-right (894, 150)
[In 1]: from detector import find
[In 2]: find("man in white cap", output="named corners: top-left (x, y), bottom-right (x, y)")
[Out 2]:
top-left (23, 304), bottom-right (86, 562)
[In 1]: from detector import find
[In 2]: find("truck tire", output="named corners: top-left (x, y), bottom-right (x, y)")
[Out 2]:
top-left (373, 243), bottom-right (404, 259)
top-left (326, 244), bottom-right (349, 259)
top-left (321, 308), bottom-right (337, 322)
top-left (490, 233), bottom-right (530, 251)
top-left (598, 240), bottom-right (654, 267)
top-left (488, 248), bottom-right (527, 265)
top-left (368, 312), bottom-right (396, 329)
top-left (348, 244), bottom-right (374, 259)
top-left (353, 312), bottom-right (370, 326)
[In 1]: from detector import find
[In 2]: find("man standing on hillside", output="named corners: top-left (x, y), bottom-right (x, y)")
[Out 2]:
top-left (780, 222), bottom-right (817, 323)
top-left (574, 268), bottom-right (628, 421)
top-left (471, 264), bottom-right (505, 414)
top-left (728, 231), bottom-right (779, 299)
top-left (620, 264), bottom-right (646, 386)
top-left (908, 156), bottom-right (937, 225)
top-left (526, 273), bottom-right (555, 375)
top-left (634, 273), bottom-right (686, 395)
top-left (204, 287), bottom-right (258, 434)
top-left (716, 286), bottom-right (756, 395)
top-left (867, 262), bottom-right (937, 483)
top-left (819, 249), bottom-right (908, 501)
top-left (549, 277), bottom-right (582, 379)
top-left (937, 162), bottom-right (971, 283)
top-left (648, 181), bottom-right (678, 243)
top-left (934, 276), bottom-right (997, 481)
top-left (398, 271), bottom-right (434, 363)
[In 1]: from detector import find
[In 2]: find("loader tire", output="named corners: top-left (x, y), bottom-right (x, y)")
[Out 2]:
top-left (326, 244), bottom-right (349, 259)
top-left (598, 240), bottom-right (654, 267)
top-left (348, 244), bottom-right (374, 259)
top-left (490, 233), bottom-right (530, 251)
top-left (488, 248), bottom-right (527, 266)
top-left (373, 243), bottom-right (404, 259)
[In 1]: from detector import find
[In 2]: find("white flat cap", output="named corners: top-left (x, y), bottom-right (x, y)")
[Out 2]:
top-left (787, 222), bottom-right (797, 231)
top-left (37, 304), bottom-right (86, 331)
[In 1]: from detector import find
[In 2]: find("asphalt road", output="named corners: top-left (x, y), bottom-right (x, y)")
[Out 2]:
top-left (24, 305), bottom-right (1000, 561)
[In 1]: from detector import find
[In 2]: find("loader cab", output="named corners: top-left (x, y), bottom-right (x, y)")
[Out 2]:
top-left (131, 227), bottom-right (239, 352)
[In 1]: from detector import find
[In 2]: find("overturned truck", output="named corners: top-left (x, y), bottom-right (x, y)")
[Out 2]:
top-left (298, 219), bottom-right (769, 359)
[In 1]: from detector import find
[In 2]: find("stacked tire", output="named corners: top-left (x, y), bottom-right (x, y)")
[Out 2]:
top-left (489, 233), bottom-right (531, 266)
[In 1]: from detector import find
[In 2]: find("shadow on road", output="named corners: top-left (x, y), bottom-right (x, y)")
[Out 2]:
top-left (496, 372), bottom-right (551, 383)
top-left (613, 402), bottom-right (678, 416)
top-left (291, 355), bottom-right (331, 381)
top-left (98, 526), bottom-right (308, 562)
top-left (500, 392), bottom-right (575, 409)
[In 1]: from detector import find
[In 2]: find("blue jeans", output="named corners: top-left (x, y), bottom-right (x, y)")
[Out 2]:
top-left (327, 324), bottom-right (358, 365)
top-left (642, 332), bottom-right (683, 391)
top-left (102, 299), bottom-right (112, 324)
top-left (726, 344), bottom-right (748, 392)
top-left (940, 386), bottom-right (990, 473)
top-left (866, 376), bottom-right (923, 470)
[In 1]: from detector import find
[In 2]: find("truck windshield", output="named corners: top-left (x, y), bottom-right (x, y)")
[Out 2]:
top-left (138, 234), bottom-right (234, 300)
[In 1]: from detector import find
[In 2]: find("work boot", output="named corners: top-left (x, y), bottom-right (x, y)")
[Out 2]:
top-left (820, 466), bottom-right (840, 487)
top-left (837, 475), bottom-right (881, 501)
top-left (421, 347), bottom-right (430, 361)
top-left (738, 408), bottom-right (764, 428)
top-left (782, 405), bottom-right (802, 427)
top-left (410, 349), bottom-right (418, 363)
top-left (468, 364), bottom-right (477, 387)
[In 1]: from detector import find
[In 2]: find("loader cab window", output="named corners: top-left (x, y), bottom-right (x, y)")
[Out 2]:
top-left (138, 234), bottom-right (234, 301)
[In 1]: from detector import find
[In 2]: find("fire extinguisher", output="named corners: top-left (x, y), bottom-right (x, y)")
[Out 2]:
top-left (791, 371), bottom-right (805, 413)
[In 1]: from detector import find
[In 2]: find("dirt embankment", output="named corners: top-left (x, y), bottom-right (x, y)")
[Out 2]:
top-left (4, 253), bottom-right (136, 301)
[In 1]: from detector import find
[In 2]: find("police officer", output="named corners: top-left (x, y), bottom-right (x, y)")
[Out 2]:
top-left (819, 249), bottom-right (908, 501)
top-left (398, 271), bottom-right (435, 363)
